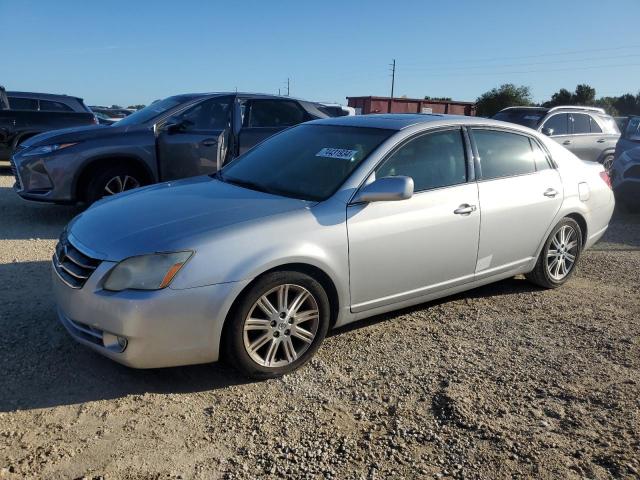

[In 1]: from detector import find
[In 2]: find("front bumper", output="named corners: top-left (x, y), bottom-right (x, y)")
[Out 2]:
top-left (11, 151), bottom-right (74, 203)
top-left (52, 259), bottom-right (250, 369)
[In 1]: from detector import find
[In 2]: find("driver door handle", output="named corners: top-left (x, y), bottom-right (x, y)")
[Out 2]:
top-left (453, 204), bottom-right (477, 215)
top-left (544, 188), bottom-right (559, 198)
top-left (597, 139), bottom-right (606, 143)
top-left (201, 138), bottom-right (218, 147)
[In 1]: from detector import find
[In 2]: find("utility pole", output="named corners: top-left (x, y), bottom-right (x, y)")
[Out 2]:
top-left (390, 59), bottom-right (396, 99)
top-left (287, 77), bottom-right (290, 96)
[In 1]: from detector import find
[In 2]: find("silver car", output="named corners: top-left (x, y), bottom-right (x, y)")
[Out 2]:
top-left (52, 114), bottom-right (615, 378)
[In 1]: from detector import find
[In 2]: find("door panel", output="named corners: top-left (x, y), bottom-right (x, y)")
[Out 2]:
top-left (347, 183), bottom-right (480, 312)
top-left (476, 169), bottom-right (562, 276)
top-left (156, 97), bottom-right (232, 181)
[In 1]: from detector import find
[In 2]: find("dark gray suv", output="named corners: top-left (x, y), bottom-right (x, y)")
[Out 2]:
top-left (493, 106), bottom-right (620, 170)
top-left (10, 93), bottom-right (328, 204)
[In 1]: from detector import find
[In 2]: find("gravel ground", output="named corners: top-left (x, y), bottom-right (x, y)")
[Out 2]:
top-left (1, 171), bottom-right (639, 480)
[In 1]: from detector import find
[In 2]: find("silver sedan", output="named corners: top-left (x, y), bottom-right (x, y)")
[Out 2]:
top-left (52, 114), bottom-right (615, 378)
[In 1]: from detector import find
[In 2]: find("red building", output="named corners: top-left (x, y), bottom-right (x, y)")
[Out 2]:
top-left (347, 96), bottom-right (476, 116)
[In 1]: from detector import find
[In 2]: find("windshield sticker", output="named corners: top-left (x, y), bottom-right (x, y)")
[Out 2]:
top-left (316, 148), bottom-right (358, 160)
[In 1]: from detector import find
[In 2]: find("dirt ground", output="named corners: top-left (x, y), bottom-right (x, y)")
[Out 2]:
top-left (0, 171), bottom-right (639, 480)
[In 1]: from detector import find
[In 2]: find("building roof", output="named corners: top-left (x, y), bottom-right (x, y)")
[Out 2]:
top-left (347, 95), bottom-right (475, 105)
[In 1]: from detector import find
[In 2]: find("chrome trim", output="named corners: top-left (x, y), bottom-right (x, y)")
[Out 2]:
top-left (52, 254), bottom-right (81, 289)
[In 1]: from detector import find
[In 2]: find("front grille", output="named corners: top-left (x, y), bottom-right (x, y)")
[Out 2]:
top-left (9, 157), bottom-right (22, 190)
top-left (53, 235), bottom-right (101, 289)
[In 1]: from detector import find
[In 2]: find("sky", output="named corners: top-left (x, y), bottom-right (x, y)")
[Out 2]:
top-left (1, 0), bottom-right (639, 107)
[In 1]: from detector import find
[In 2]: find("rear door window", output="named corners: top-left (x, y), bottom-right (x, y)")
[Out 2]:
top-left (40, 100), bottom-right (73, 112)
top-left (248, 100), bottom-right (305, 128)
top-left (8, 97), bottom-right (38, 110)
top-left (542, 114), bottom-right (569, 136)
top-left (473, 129), bottom-right (536, 179)
top-left (571, 113), bottom-right (591, 134)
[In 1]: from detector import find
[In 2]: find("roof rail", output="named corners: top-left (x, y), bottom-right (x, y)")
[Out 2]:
top-left (500, 106), bottom-right (547, 111)
top-left (547, 105), bottom-right (606, 114)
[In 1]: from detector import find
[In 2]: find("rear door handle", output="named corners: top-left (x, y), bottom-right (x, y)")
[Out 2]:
top-left (597, 139), bottom-right (606, 143)
top-left (453, 204), bottom-right (477, 215)
top-left (562, 140), bottom-right (572, 145)
top-left (544, 188), bottom-right (559, 198)
top-left (201, 138), bottom-right (218, 147)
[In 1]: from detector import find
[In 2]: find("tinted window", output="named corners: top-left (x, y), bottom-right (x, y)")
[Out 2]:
top-left (530, 139), bottom-right (551, 171)
top-left (40, 100), bottom-right (72, 112)
top-left (249, 100), bottom-right (305, 128)
top-left (376, 129), bottom-right (467, 192)
top-left (571, 113), bottom-right (591, 134)
top-left (8, 97), bottom-right (38, 110)
top-left (222, 125), bottom-right (392, 201)
top-left (542, 114), bottom-right (569, 136)
top-left (589, 116), bottom-right (602, 133)
top-left (474, 130), bottom-right (535, 179)
top-left (625, 117), bottom-right (640, 139)
top-left (176, 98), bottom-right (231, 131)
top-left (492, 110), bottom-right (546, 128)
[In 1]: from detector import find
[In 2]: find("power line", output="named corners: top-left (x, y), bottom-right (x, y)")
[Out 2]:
top-left (423, 61), bottom-right (640, 78)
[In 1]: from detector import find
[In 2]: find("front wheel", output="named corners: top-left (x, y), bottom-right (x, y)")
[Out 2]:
top-left (83, 164), bottom-right (143, 204)
top-left (525, 218), bottom-right (582, 289)
top-left (224, 271), bottom-right (330, 379)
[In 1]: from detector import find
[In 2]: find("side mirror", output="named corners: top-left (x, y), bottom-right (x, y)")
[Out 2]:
top-left (161, 117), bottom-right (184, 133)
top-left (541, 127), bottom-right (554, 136)
top-left (352, 176), bottom-right (414, 204)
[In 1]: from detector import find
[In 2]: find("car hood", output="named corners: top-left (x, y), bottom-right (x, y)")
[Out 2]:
top-left (67, 176), bottom-right (312, 261)
top-left (21, 123), bottom-right (142, 148)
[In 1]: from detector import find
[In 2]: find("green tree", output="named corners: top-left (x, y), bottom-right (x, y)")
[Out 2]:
top-left (127, 104), bottom-right (146, 110)
top-left (573, 84), bottom-right (596, 105)
top-left (614, 93), bottom-right (640, 116)
top-left (475, 83), bottom-right (533, 117)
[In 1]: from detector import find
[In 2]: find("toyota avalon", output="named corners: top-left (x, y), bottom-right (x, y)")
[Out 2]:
top-left (53, 114), bottom-right (615, 378)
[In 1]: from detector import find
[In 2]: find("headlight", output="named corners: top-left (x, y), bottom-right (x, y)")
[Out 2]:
top-left (22, 143), bottom-right (78, 157)
top-left (103, 251), bottom-right (193, 291)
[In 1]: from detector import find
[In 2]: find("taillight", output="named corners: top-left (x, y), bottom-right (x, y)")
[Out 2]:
top-left (599, 171), bottom-right (612, 189)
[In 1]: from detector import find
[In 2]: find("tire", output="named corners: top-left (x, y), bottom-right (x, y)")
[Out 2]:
top-left (224, 271), bottom-right (330, 379)
top-left (525, 217), bottom-right (582, 289)
top-left (601, 154), bottom-right (614, 173)
top-left (83, 164), bottom-right (143, 204)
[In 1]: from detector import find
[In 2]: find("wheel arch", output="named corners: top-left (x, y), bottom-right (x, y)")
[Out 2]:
top-left (74, 154), bottom-right (154, 201)
top-left (218, 262), bottom-right (341, 359)
top-left (565, 211), bottom-right (588, 248)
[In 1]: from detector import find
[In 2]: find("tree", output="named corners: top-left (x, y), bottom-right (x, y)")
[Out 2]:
top-left (424, 95), bottom-right (452, 101)
top-left (127, 104), bottom-right (146, 110)
top-left (573, 84), bottom-right (596, 105)
top-left (614, 93), bottom-right (640, 116)
top-left (475, 84), bottom-right (533, 117)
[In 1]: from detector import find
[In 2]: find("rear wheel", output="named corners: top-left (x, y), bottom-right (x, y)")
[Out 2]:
top-left (525, 217), bottom-right (582, 289)
top-left (224, 271), bottom-right (330, 379)
top-left (83, 164), bottom-right (142, 204)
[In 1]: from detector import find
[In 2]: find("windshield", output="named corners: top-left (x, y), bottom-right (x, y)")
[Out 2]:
top-left (116, 97), bottom-right (184, 126)
top-left (493, 110), bottom-right (546, 129)
top-left (220, 124), bottom-right (393, 201)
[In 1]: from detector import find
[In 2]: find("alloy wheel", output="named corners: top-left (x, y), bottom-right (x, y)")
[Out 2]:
top-left (104, 175), bottom-right (140, 196)
top-left (546, 225), bottom-right (579, 281)
top-left (243, 284), bottom-right (320, 368)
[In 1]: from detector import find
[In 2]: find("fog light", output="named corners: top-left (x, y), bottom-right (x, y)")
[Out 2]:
top-left (103, 332), bottom-right (128, 353)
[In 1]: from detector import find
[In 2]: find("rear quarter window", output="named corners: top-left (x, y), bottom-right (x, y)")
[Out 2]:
top-left (8, 97), bottom-right (38, 111)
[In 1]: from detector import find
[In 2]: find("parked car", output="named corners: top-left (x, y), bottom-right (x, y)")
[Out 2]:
top-left (11, 93), bottom-right (329, 204)
top-left (0, 88), bottom-right (97, 165)
top-left (93, 112), bottom-right (116, 126)
top-left (611, 145), bottom-right (640, 212)
top-left (318, 103), bottom-right (356, 117)
top-left (493, 106), bottom-right (620, 170)
top-left (52, 114), bottom-right (614, 378)
top-left (613, 115), bottom-right (640, 159)
top-left (89, 107), bottom-right (131, 121)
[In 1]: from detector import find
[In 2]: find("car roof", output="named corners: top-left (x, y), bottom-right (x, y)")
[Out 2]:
top-left (171, 92), bottom-right (318, 102)
top-left (7, 91), bottom-right (84, 102)
top-left (307, 113), bottom-right (505, 131)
